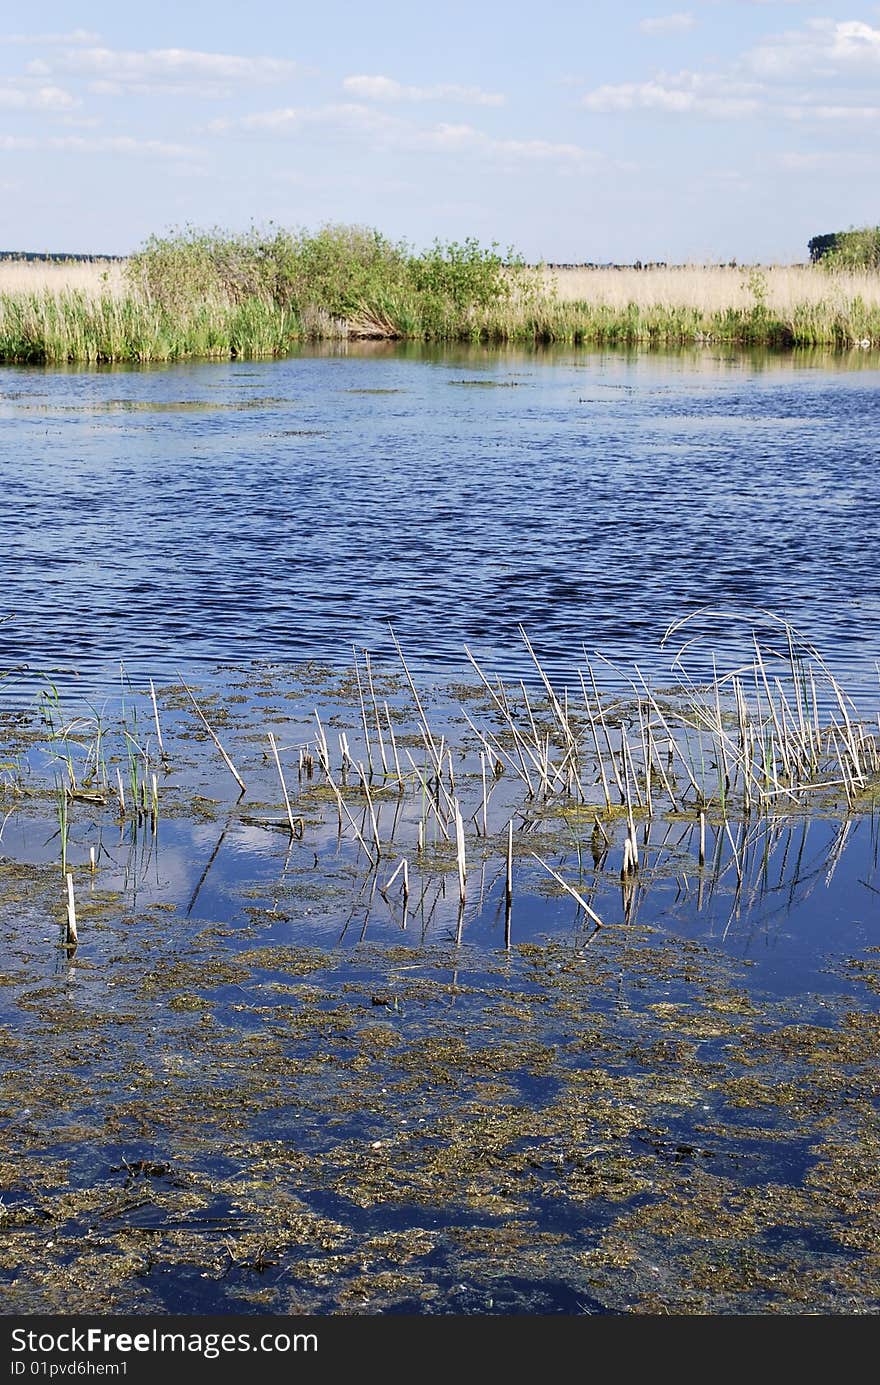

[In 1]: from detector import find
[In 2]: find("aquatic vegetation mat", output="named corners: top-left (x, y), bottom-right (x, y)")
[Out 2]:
top-left (1, 621), bottom-right (879, 1314)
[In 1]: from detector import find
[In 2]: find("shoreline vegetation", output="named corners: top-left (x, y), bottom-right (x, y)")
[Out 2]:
top-left (1, 224), bottom-right (879, 364)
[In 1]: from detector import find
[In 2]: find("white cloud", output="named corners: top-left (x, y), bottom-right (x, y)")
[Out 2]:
top-left (784, 102), bottom-right (880, 120)
top-left (748, 18), bottom-right (880, 78)
top-left (52, 135), bottom-right (197, 157)
top-left (57, 114), bottom-right (102, 129)
top-left (407, 122), bottom-right (594, 164)
top-left (27, 46), bottom-right (299, 89)
top-left (0, 83), bottom-right (77, 110)
top-left (0, 30), bottom-right (100, 46)
top-left (342, 74), bottom-right (504, 105)
top-left (582, 72), bottom-right (759, 117)
top-left (777, 149), bottom-right (880, 171)
top-left (639, 13), bottom-right (697, 35)
top-left (0, 133), bottom-right (197, 157)
top-left (87, 79), bottom-right (243, 100)
top-left (582, 16), bottom-right (880, 123)
top-left (209, 102), bottom-right (597, 167)
top-left (209, 102), bottom-right (397, 135)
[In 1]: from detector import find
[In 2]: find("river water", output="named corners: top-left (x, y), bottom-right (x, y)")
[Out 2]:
top-left (2, 344), bottom-right (880, 1313)
top-left (1, 343), bottom-right (878, 701)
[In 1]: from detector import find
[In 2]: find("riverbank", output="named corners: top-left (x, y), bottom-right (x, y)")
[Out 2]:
top-left (1, 236), bottom-right (878, 361)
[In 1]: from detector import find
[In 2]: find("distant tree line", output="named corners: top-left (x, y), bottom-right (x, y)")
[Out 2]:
top-left (808, 227), bottom-right (880, 269)
top-left (0, 251), bottom-right (123, 262)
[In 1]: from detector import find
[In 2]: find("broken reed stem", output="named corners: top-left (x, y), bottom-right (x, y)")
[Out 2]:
top-left (384, 701), bottom-right (402, 783)
top-left (65, 872), bottom-right (78, 947)
top-left (519, 625), bottom-right (574, 748)
top-left (357, 762), bottom-right (383, 858)
top-left (364, 651), bottom-right (389, 776)
top-left (268, 731), bottom-right (297, 836)
top-left (353, 648), bottom-right (375, 776)
top-left (149, 679), bottom-right (165, 759)
top-left (462, 649), bottom-right (536, 793)
top-left (385, 857), bottom-right (410, 902)
top-left (313, 712), bottom-right (331, 775)
top-left (315, 714), bottom-right (376, 862)
top-left (180, 678), bottom-right (246, 794)
top-left (404, 749), bottom-right (451, 840)
top-left (579, 670), bottom-right (612, 811)
top-left (588, 664), bottom-right (626, 801)
top-left (622, 837), bottom-right (634, 879)
top-left (389, 626), bottom-right (444, 774)
top-left (454, 802), bottom-right (467, 904)
top-left (531, 853), bottom-right (603, 928)
top-left (506, 818), bottom-right (513, 908)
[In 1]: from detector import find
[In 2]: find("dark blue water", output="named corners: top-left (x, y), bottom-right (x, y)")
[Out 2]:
top-left (2, 341), bottom-right (880, 1315)
top-left (2, 344), bottom-right (878, 698)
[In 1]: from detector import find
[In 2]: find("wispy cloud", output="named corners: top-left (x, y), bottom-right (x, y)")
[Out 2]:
top-left (776, 148), bottom-right (880, 171)
top-left (0, 82), bottom-right (77, 110)
top-left (783, 102), bottom-right (880, 121)
top-left (208, 102), bottom-right (397, 135)
top-left (0, 30), bottom-right (100, 46)
top-left (342, 74), bottom-right (504, 105)
top-left (639, 13), bottom-right (697, 35)
top-left (582, 16), bottom-right (880, 122)
top-left (747, 18), bottom-right (880, 78)
top-left (209, 102), bottom-right (597, 166)
top-left (405, 122), bottom-right (594, 164)
top-left (27, 46), bottom-right (300, 90)
top-left (0, 133), bottom-right (197, 157)
top-left (582, 73), bottom-right (759, 117)
top-left (85, 79), bottom-right (246, 100)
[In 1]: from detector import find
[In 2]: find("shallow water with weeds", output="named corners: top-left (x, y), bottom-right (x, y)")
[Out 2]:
top-left (2, 343), bottom-right (879, 1313)
top-left (1, 658), bottom-right (879, 1315)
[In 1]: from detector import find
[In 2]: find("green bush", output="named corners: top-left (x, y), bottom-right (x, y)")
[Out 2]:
top-left (127, 226), bottom-right (287, 308)
top-left (127, 224), bottom-right (543, 338)
top-left (811, 226), bottom-right (880, 271)
top-left (281, 225), bottom-right (411, 317)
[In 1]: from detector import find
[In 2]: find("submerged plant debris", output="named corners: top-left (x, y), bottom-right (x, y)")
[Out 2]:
top-left (1, 626), bottom-right (879, 1314)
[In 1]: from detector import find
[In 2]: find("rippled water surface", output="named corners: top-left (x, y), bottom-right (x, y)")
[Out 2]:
top-left (2, 344), bottom-right (879, 696)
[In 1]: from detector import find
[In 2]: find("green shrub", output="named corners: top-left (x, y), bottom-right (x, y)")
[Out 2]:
top-left (281, 224), bottom-right (411, 317)
top-left (813, 226), bottom-right (880, 271)
top-left (127, 224), bottom-right (544, 339)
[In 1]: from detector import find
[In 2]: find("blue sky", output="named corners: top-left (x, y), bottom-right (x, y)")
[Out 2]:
top-left (1, 1), bottom-right (877, 262)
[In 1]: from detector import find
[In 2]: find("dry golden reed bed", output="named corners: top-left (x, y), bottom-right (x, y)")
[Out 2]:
top-left (0, 258), bottom-right (125, 297)
top-left (542, 264), bottom-right (880, 314)
top-left (5, 257), bottom-right (880, 317)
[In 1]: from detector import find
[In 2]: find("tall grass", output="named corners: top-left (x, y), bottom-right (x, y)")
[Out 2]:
top-left (1, 227), bottom-right (879, 362)
top-left (0, 289), bottom-right (301, 363)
